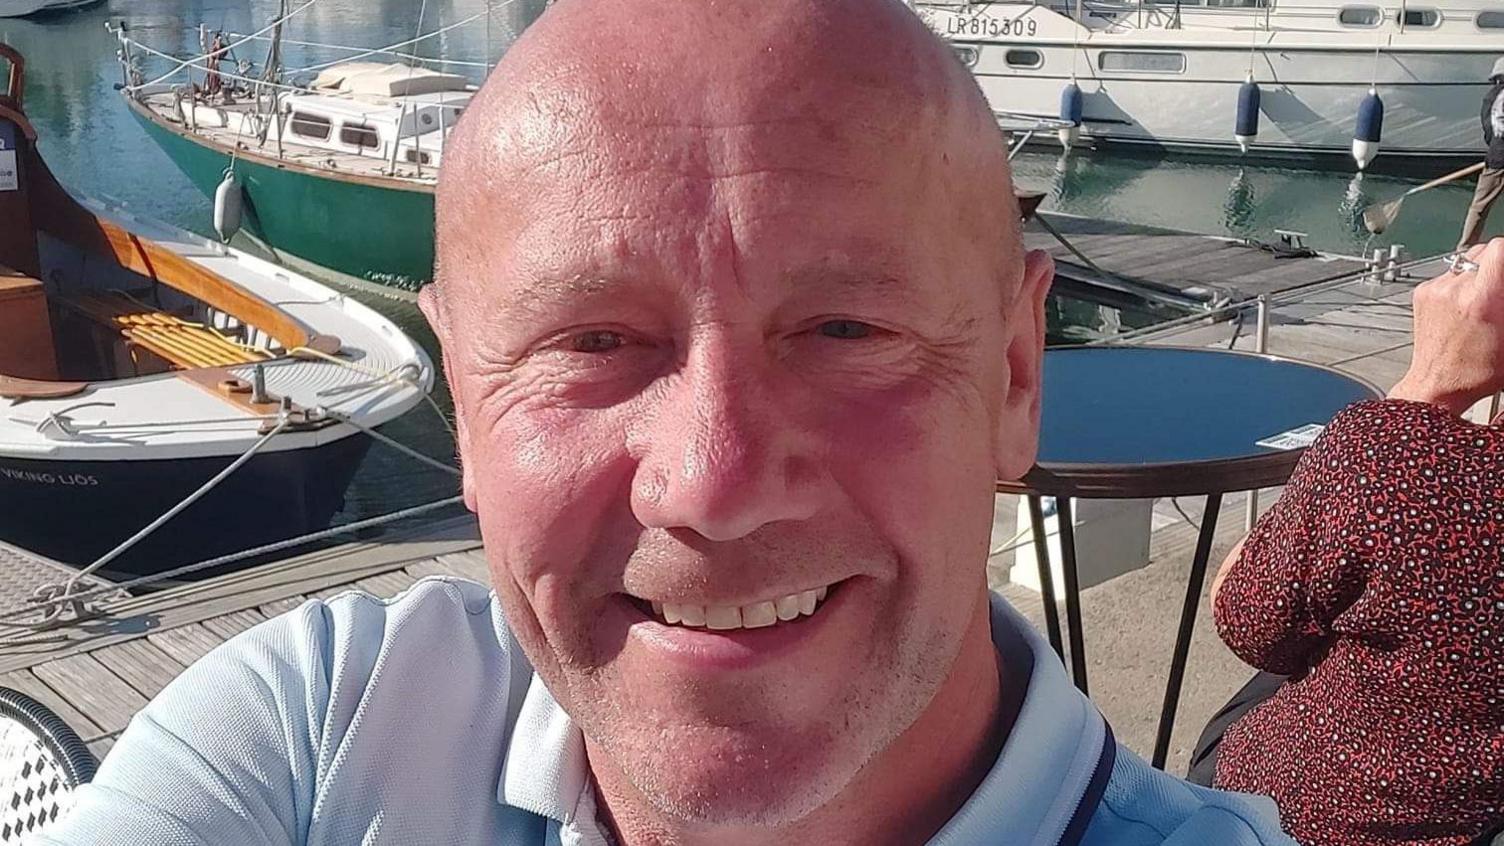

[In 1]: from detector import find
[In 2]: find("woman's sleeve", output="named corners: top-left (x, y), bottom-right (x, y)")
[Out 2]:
top-left (1213, 402), bottom-right (1382, 675)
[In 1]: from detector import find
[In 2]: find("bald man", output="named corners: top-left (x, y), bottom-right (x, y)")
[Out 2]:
top-left (39, 1), bottom-right (1294, 844)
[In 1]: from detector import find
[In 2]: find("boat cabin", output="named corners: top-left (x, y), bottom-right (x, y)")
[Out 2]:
top-left (278, 62), bottom-right (474, 168)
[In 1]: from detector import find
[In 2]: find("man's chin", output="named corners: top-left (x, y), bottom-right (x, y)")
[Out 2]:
top-left (608, 726), bottom-right (856, 829)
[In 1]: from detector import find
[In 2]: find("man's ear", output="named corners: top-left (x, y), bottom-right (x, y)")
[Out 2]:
top-left (418, 284), bottom-right (479, 513)
top-left (994, 249), bottom-right (1053, 482)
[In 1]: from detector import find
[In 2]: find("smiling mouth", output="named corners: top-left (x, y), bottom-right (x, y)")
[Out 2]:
top-left (632, 583), bottom-right (838, 631)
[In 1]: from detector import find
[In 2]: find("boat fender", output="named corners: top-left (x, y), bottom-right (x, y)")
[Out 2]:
top-left (1234, 79), bottom-right (1260, 154)
top-left (1059, 82), bottom-right (1083, 149)
top-left (213, 169), bottom-right (243, 243)
top-left (1352, 89), bottom-right (1384, 171)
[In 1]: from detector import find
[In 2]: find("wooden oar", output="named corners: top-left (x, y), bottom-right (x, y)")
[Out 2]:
top-left (1362, 161), bottom-right (1487, 234)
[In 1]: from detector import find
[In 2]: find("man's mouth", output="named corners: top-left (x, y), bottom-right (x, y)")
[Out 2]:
top-left (634, 584), bottom-right (836, 631)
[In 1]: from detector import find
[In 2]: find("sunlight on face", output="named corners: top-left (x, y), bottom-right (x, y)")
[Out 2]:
top-left (425, 0), bottom-right (1043, 829)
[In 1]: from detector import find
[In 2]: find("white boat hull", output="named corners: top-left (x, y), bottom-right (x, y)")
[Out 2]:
top-left (917, 2), bottom-right (1499, 166)
top-left (969, 45), bottom-right (1485, 160)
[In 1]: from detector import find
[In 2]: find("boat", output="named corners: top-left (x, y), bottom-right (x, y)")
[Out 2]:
top-left (0, 43), bottom-right (435, 577)
top-left (0, 0), bottom-right (102, 19)
top-left (911, 0), bottom-right (1500, 169)
top-left (115, 21), bottom-right (474, 290)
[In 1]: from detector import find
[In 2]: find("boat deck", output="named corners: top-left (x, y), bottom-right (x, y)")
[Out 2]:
top-left (0, 230), bottom-right (1450, 775)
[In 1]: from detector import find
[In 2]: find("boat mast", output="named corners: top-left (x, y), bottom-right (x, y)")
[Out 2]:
top-left (263, 0), bottom-right (287, 157)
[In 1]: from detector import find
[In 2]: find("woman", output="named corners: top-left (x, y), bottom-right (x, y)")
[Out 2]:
top-left (1201, 247), bottom-right (1504, 846)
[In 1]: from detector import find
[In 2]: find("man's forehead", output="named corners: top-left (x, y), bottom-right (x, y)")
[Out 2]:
top-left (434, 0), bottom-right (1018, 302)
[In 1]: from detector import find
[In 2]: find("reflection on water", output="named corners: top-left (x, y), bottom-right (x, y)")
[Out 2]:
top-left (1014, 147), bottom-right (1478, 258)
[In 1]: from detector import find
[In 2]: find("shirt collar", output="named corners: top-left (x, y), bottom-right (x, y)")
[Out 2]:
top-left (496, 593), bottom-right (1107, 844)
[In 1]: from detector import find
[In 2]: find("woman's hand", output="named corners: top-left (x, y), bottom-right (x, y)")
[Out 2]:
top-left (1389, 238), bottom-right (1504, 415)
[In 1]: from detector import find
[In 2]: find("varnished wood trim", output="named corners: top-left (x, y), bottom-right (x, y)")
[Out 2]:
top-left (79, 221), bottom-right (314, 350)
top-left (0, 104), bottom-right (34, 141)
top-left (0, 375), bottom-right (87, 400)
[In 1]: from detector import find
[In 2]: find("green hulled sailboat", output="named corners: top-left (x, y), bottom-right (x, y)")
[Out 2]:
top-left (115, 25), bottom-right (482, 291)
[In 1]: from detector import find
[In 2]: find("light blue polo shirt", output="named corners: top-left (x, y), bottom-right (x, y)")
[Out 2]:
top-left (34, 577), bottom-right (1293, 845)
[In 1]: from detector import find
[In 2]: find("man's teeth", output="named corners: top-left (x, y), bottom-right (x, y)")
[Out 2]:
top-left (649, 586), bottom-right (831, 630)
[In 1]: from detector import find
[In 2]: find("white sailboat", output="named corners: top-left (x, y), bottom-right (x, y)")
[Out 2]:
top-left (913, 0), bottom-right (1503, 168)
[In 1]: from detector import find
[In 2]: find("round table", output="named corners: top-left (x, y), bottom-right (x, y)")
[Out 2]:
top-left (996, 346), bottom-right (1380, 769)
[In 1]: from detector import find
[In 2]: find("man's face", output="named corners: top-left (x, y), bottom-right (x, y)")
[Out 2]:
top-left (428, 66), bottom-right (1045, 825)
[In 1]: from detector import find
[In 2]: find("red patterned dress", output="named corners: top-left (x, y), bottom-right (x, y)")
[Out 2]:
top-left (1214, 399), bottom-right (1504, 846)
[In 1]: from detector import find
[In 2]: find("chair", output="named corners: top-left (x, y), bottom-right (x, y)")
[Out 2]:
top-left (0, 687), bottom-right (96, 844)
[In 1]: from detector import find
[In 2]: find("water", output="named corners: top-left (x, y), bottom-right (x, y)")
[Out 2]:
top-left (0, 1), bottom-right (1481, 538)
top-left (1013, 148), bottom-right (1479, 259)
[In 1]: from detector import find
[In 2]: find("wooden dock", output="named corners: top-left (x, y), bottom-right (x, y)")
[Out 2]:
top-left (0, 515), bottom-right (483, 760)
top-left (1027, 211), bottom-right (1373, 308)
top-left (0, 222), bottom-right (1453, 775)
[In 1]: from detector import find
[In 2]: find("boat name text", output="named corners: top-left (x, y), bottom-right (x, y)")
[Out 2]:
top-left (946, 15), bottom-right (1037, 37)
top-left (0, 468), bottom-right (98, 486)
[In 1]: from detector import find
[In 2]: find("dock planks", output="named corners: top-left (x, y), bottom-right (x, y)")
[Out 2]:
top-left (0, 514), bottom-right (484, 757)
top-left (1025, 211), bottom-right (1369, 304)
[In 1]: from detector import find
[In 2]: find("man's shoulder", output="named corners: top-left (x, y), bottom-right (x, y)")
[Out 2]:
top-left (1085, 745), bottom-right (1295, 846)
top-left (231, 574), bottom-right (529, 717)
top-left (35, 577), bottom-right (540, 845)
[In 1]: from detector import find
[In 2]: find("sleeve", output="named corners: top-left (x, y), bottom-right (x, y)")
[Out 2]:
top-left (1485, 86), bottom-right (1497, 140)
top-left (27, 603), bottom-right (336, 846)
top-left (1213, 402), bottom-right (1383, 675)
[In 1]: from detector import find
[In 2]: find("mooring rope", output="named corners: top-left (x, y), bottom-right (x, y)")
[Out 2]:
top-left (62, 416), bottom-right (293, 592)
top-left (5, 347), bottom-right (457, 629)
top-left (3, 494), bottom-right (465, 634)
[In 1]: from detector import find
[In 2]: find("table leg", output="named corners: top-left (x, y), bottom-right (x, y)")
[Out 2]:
top-left (1026, 495), bottom-right (1064, 660)
top-left (1055, 497), bottom-right (1088, 694)
top-left (1151, 492), bottom-right (1223, 770)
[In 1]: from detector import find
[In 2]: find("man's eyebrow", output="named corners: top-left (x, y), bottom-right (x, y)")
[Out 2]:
top-left (495, 275), bottom-right (621, 320)
top-left (783, 270), bottom-right (920, 303)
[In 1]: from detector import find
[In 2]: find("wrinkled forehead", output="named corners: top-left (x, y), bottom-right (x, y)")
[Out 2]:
top-left (445, 86), bottom-right (999, 289)
top-left (434, 1), bottom-right (1016, 308)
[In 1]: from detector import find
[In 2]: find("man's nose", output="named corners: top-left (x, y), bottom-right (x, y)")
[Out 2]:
top-left (630, 345), bottom-right (827, 542)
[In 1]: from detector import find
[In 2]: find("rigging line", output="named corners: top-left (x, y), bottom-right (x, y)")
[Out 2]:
top-left (123, 39), bottom-right (466, 114)
top-left (390, 0), bottom-right (432, 177)
top-left (63, 417), bottom-right (292, 591)
top-left (1, 496), bottom-right (466, 628)
top-left (224, 33), bottom-right (491, 69)
top-left (130, 0), bottom-right (320, 92)
top-left (289, 7), bottom-right (505, 74)
top-left (319, 409), bottom-right (461, 477)
top-left (291, 346), bottom-right (454, 439)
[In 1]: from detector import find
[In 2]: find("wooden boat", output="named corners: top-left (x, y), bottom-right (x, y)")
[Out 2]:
top-left (0, 0), bottom-right (101, 19)
top-left (0, 44), bottom-right (434, 576)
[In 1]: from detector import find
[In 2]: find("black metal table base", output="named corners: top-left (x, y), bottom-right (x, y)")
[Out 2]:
top-left (1026, 492), bottom-right (1225, 771)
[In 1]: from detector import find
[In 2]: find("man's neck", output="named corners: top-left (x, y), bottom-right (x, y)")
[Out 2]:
top-left (589, 593), bottom-right (1024, 846)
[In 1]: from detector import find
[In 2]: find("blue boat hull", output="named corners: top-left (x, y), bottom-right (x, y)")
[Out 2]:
top-left (0, 435), bottom-right (372, 578)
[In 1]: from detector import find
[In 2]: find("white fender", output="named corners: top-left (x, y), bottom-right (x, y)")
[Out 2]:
top-left (1351, 139), bottom-right (1379, 171)
top-left (213, 169), bottom-right (242, 242)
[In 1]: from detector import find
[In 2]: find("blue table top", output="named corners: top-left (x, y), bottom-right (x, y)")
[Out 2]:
top-left (1036, 347), bottom-right (1381, 468)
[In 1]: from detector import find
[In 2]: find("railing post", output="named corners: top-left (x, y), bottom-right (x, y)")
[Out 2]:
top-left (1244, 295), bottom-right (1269, 532)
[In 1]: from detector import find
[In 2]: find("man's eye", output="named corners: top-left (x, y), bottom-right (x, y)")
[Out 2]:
top-left (570, 330), bottom-right (625, 353)
top-left (816, 320), bottom-right (874, 340)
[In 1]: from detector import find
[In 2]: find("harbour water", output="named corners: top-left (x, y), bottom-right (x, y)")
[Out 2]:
top-left (1, 0), bottom-right (1481, 546)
